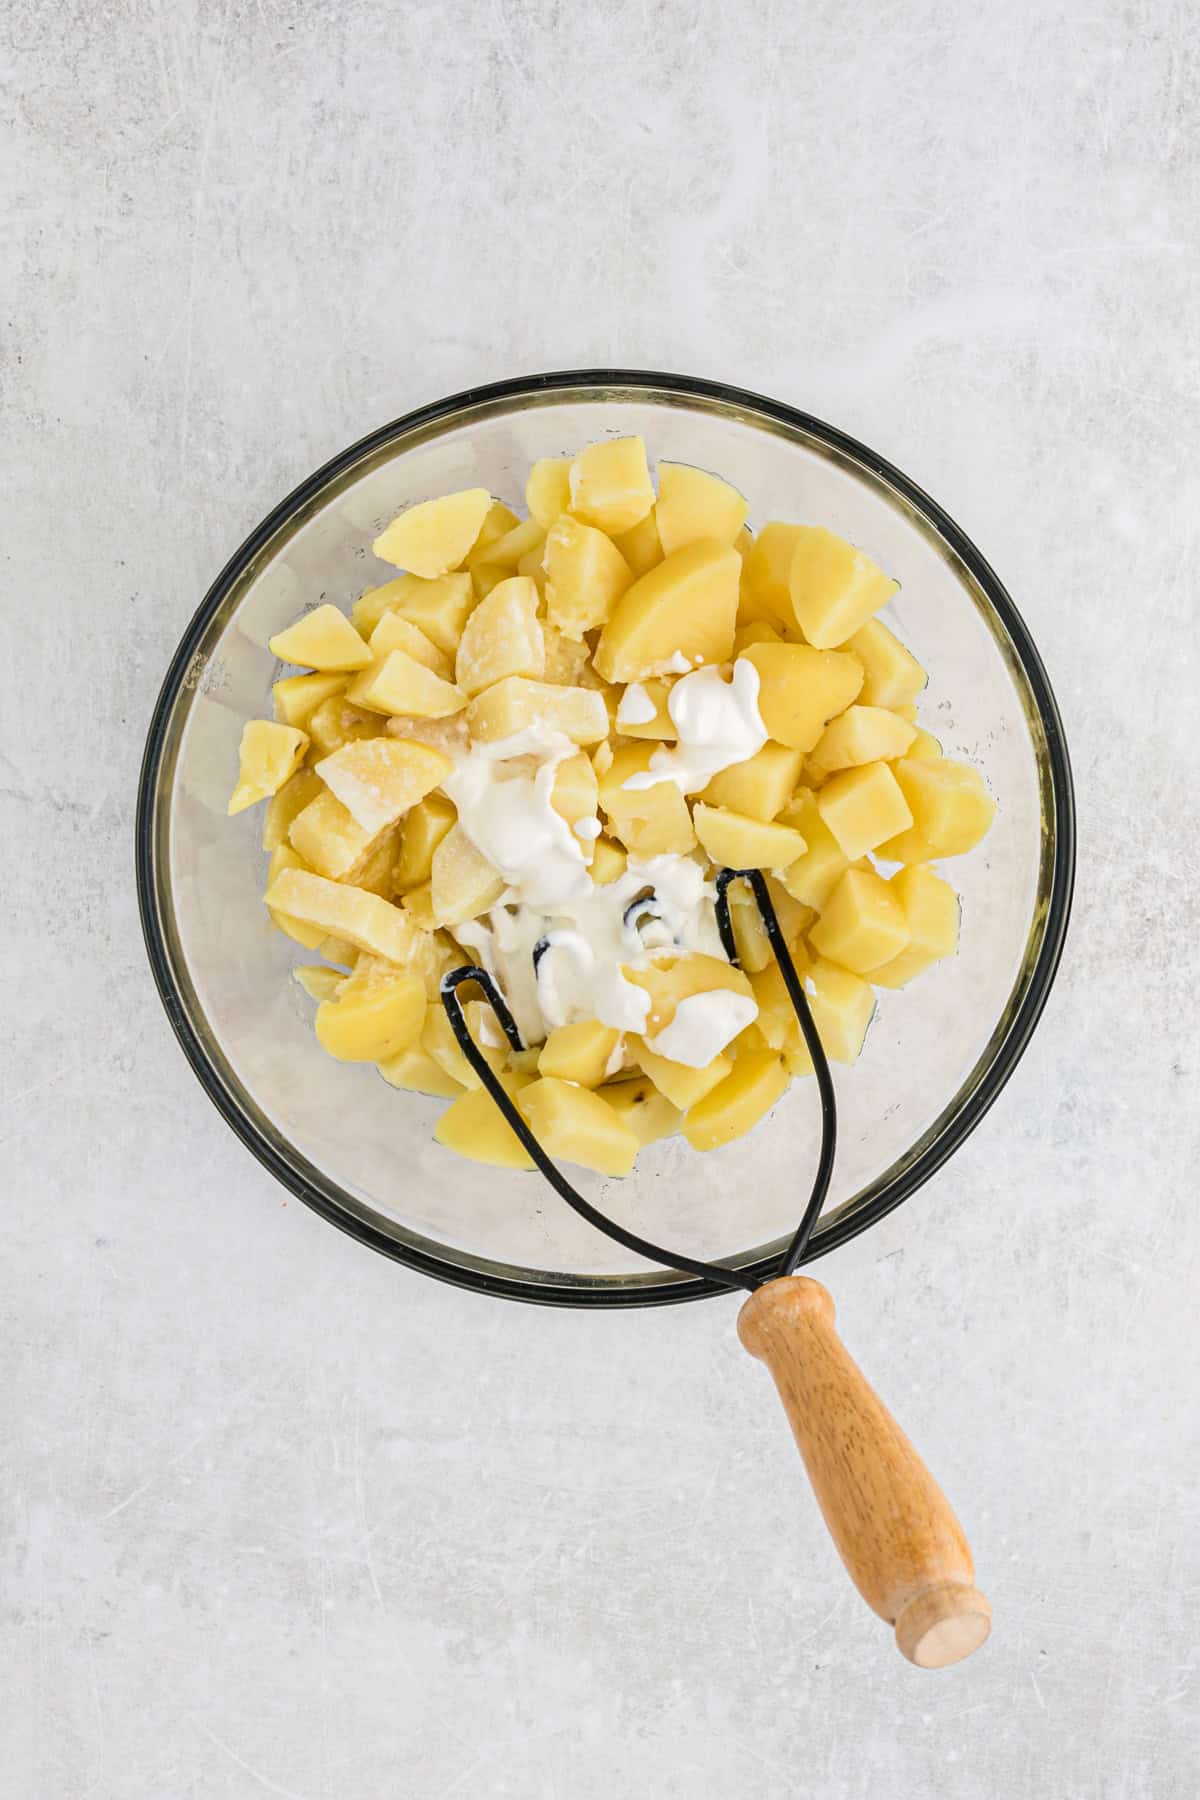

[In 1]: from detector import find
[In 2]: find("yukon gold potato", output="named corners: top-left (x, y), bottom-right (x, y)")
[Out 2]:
top-left (394, 794), bottom-right (457, 891)
top-left (430, 823), bottom-right (506, 926)
top-left (517, 1078), bottom-right (640, 1177)
top-left (809, 867), bottom-right (910, 974)
top-left (624, 952), bottom-right (755, 1038)
top-left (682, 1049), bottom-right (789, 1152)
top-left (541, 623), bottom-right (593, 686)
top-left (776, 792), bottom-right (849, 909)
top-left (804, 958), bottom-right (876, 1064)
top-left (600, 1076), bottom-right (682, 1146)
top-left (353, 571), bottom-right (476, 653)
top-left (568, 436), bottom-right (655, 535)
top-left (810, 704), bottom-right (917, 772)
top-left (378, 1036), bottom-right (466, 1100)
top-left (314, 970), bottom-right (425, 1062)
top-left (293, 964), bottom-right (345, 1002)
top-left (843, 619), bottom-right (926, 709)
top-left (549, 752), bottom-right (599, 854)
top-left (472, 514), bottom-right (544, 572)
top-left (590, 836), bottom-right (627, 883)
top-left (272, 670), bottom-right (347, 727)
top-left (817, 761), bottom-right (913, 859)
top-left (740, 522), bottom-right (804, 626)
top-left (871, 865), bottom-right (960, 987)
top-left (654, 462), bottom-right (747, 556)
top-left (692, 804), bottom-right (806, 872)
top-left (367, 612), bottom-right (453, 678)
top-left (525, 456), bottom-right (572, 528)
top-left (347, 649), bottom-right (465, 719)
top-left (615, 678), bottom-right (676, 740)
top-left (228, 720), bottom-right (309, 816)
top-left (597, 743), bottom-right (696, 857)
top-left (466, 677), bottom-right (608, 746)
top-left (269, 604), bottom-right (373, 672)
top-left (455, 576), bottom-right (544, 695)
top-left (634, 1043), bottom-right (732, 1110)
top-left (265, 846), bottom-right (328, 949)
top-left (699, 741), bottom-right (803, 821)
top-left (543, 514), bottom-right (633, 639)
top-left (472, 499), bottom-right (521, 556)
top-left (733, 621), bottom-right (786, 657)
top-left (788, 526), bottom-right (897, 647)
top-left (262, 767), bottom-right (324, 850)
top-left (878, 758), bottom-right (996, 861)
top-left (749, 957), bottom-right (807, 1055)
top-left (538, 1020), bottom-right (621, 1088)
top-left (907, 727), bottom-right (942, 760)
top-left (264, 867), bottom-right (422, 963)
top-left (593, 540), bottom-right (740, 683)
top-left (316, 738), bottom-right (452, 835)
top-left (612, 510), bottom-right (663, 577)
top-left (373, 487), bottom-right (492, 577)
top-left (434, 1072), bottom-right (535, 1169)
top-left (740, 642), bottom-right (864, 752)
top-left (725, 883), bottom-right (772, 974)
top-left (288, 788), bottom-right (382, 880)
top-left (422, 998), bottom-right (509, 1090)
top-left (305, 694), bottom-right (386, 757)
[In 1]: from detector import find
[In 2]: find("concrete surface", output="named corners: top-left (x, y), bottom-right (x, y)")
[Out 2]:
top-left (4, 1), bottom-right (1198, 1795)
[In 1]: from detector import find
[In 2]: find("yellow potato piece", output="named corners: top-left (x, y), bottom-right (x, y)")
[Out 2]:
top-left (624, 952), bottom-right (754, 1037)
top-left (373, 487), bottom-right (492, 578)
top-left (699, 740), bottom-right (802, 821)
top-left (803, 958), bottom-right (876, 1064)
top-left (816, 761), bottom-right (913, 859)
top-left (593, 540), bottom-right (740, 684)
top-left (589, 836), bottom-right (627, 884)
top-left (740, 522), bottom-right (804, 627)
top-left (615, 678), bottom-right (677, 741)
top-left (538, 1020), bottom-right (620, 1088)
top-left (726, 883), bottom-right (773, 973)
top-left (269, 604), bottom-right (373, 672)
top-left (352, 571), bottom-right (476, 653)
top-left (435, 1071), bottom-right (535, 1169)
top-left (293, 964), bottom-right (345, 1002)
top-left (549, 752), bottom-right (599, 857)
top-left (526, 457), bottom-right (573, 528)
top-left (318, 935), bottom-right (359, 969)
top-left (394, 794), bottom-right (457, 891)
top-left (682, 1050), bottom-right (789, 1152)
top-left (288, 788), bottom-right (381, 880)
top-left (749, 957), bottom-right (808, 1055)
top-left (842, 619), bottom-right (927, 709)
top-left (871, 865), bottom-right (960, 987)
top-left (347, 649), bottom-right (465, 719)
top-left (264, 867), bottom-right (422, 963)
top-left (906, 727), bottom-right (942, 760)
top-left (474, 515), bottom-right (544, 570)
top-left (422, 999), bottom-right (509, 1091)
top-left (878, 758), bottom-right (996, 860)
top-left (740, 642), bottom-right (864, 752)
top-left (612, 510), bottom-right (663, 577)
top-left (654, 462), bottom-right (748, 557)
top-left (315, 737), bottom-right (452, 835)
top-left (733, 621), bottom-right (786, 656)
top-left (367, 612), bottom-right (453, 678)
top-left (471, 500), bottom-right (521, 555)
top-left (597, 743), bottom-right (696, 857)
top-left (466, 677), bottom-right (609, 746)
top-left (541, 623), bottom-right (593, 686)
top-left (568, 436), bottom-right (655, 535)
top-left (776, 791), bottom-right (849, 909)
top-left (377, 1038), bottom-right (465, 1100)
top-left (455, 576), bottom-right (544, 696)
top-left (272, 670), bottom-right (347, 727)
top-left (352, 828), bottom-right (401, 898)
top-left (692, 804), bottom-right (807, 872)
top-left (518, 1078), bottom-right (640, 1178)
top-left (400, 881), bottom-right (438, 931)
top-left (787, 526), bottom-right (897, 648)
top-left (305, 693), bottom-right (386, 757)
top-left (810, 704), bottom-right (917, 772)
top-left (228, 720), bottom-right (309, 816)
top-left (469, 562), bottom-right (508, 600)
top-left (430, 823), bottom-right (506, 926)
top-left (600, 1076), bottom-right (682, 1146)
top-left (262, 766), bottom-right (325, 851)
top-left (264, 845), bottom-right (328, 949)
top-left (314, 971), bottom-right (425, 1062)
top-left (634, 1043), bottom-right (732, 1110)
top-left (543, 515), bottom-right (633, 641)
top-left (809, 867), bottom-right (910, 974)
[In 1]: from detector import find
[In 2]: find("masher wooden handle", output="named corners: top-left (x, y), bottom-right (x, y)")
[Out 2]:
top-left (738, 1275), bottom-right (991, 1668)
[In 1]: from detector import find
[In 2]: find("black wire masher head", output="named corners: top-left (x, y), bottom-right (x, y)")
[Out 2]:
top-left (440, 869), bottom-right (838, 1295)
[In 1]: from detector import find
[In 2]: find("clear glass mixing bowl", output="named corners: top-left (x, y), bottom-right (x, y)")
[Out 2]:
top-left (137, 371), bottom-right (1074, 1307)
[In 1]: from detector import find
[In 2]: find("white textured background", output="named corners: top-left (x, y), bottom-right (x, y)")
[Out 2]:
top-left (5, 2), bottom-right (1199, 1795)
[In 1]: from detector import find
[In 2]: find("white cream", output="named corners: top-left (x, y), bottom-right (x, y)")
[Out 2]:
top-left (645, 990), bottom-right (758, 1067)
top-left (442, 726), bottom-right (592, 908)
top-left (622, 658), bottom-right (767, 796)
top-left (616, 682), bottom-right (658, 727)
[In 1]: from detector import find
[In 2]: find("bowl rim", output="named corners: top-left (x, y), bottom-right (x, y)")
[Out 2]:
top-left (136, 367), bottom-right (1076, 1308)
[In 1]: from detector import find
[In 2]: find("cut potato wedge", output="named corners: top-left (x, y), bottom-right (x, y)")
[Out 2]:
top-left (316, 738), bottom-right (452, 835)
top-left (264, 867), bottom-right (423, 963)
top-left (809, 867), bottom-right (910, 975)
top-left (434, 1073), bottom-right (535, 1169)
top-left (568, 436), bottom-right (655, 535)
top-left (228, 720), bottom-right (309, 815)
top-left (593, 540), bottom-right (740, 683)
top-left (269, 605), bottom-right (373, 672)
top-left (455, 576), bottom-right (544, 696)
top-left (373, 488), bottom-right (492, 578)
top-left (654, 462), bottom-right (747, 557)
top-left (787, 527), bottom-right (898, 647)
top-left (740, 642), bottom-right (864, 752)
top-left (682, 1050), bottom-right (788, 1151)
top-left (692, 804), bottom-right (807, 872)
top-left (543, 514), bottom-right (633, 639)
top-left (466, 677), bottom-right (609, 745)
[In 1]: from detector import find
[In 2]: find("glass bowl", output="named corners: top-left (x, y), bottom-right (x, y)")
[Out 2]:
top-left (137, 371), bottom-right (1074, 1307)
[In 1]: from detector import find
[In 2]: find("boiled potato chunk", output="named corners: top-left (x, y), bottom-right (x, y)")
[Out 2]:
top-left (549, 751), bottom-right (599, 855)
top-left (843, 619), bottom-right (926, 708)
top-left (269, 604), bottom-right (372, 672)
top-left (542, 623), bottom-right (593, 686)
top-left (733, 621), bottom-right (786, 656)
top-left (593, 540), bottom-right (740, 683)
top-left (568, 436), bottom-right (655, 534)
top-left (597, 743), bottom-right (696, 856)
top-left (430, 823), bottom-right (506, 926)
top-left (699, 741), bottom-right (802, 823)
top-left (434, 1072), bottom-right (535, 1170)
top-left (265, 845), bottom-right (328, 949)
top-left (740, 642), bottom-right (864, 752)
top-left (654, 463), bottom-right (747, 557)
top-left (692, 804), bottom-right (806, 872)
top-left (272, 670), bottom-right (347, 727)
top-left (634, 1043), bottom-right (732, 1110)
top-left (293, 964), bottom-right (345, 1002)
top-left (624, 952), bottom-right (755, 1037)
top-left (809, 867), bottom-right (910, 974)
top-left (907, 727), bottom-right (942, 760)
top-left (871, 865), bottom-right (960, 987)
top-left (612, 510), bottom-right (663, 577)
top-left (347, 649), bottom-right (465, 719)
top-left (518, 1078), bottom-right (640, 1177)
top-left (474, 515), bottom-right (544, 571)
top-left (600, 1076), bottom-right (682, 1146)
top-left (352, 571), bottom-right (476, 654)
top-left (682, 1050), bottom-right (789, 1152)
top-left (367, 612), bottom-right (453, 678)
top-left (749, 958), bottom-right (807, 1056)
top-left (817, 761), bottom-right (913, 859)
top-left (740, 522), bottom-right (804, 626)
top-left (878, 758), bottom-right (996, 860)
top-left (394, 794), bottom-right (457, 891)
top-left (372, 487), bottom-right (492, 577)
top-left (471, 499), bottom-right (521, 555)
top-left (314, 971), bottom-right (424, 1062)
top-left (315, 738), bottom-right (452, 835)
top-left (264, 867), bottom-right (422, 962)
top-left (776, 792), bottom-right (849, 909)
top-left (352, 828), bottom-right (402, 898)
top-left (805, 957), bottom-right (876, 1063)
top-left (525, 456), bottom-right (572, 528)
top-left (543, 514), bottom-right (633, 640)
top-left (466, 677), bottom-right (608, 746)
top-left (455, 576), bottom-right (544, 695)
top-left (615, 679), bottom-right (676, 740)
top-left (810, 704), bottom-right (917, 772)
top-left (422, 998), bottom-right (509, 1090)
top-left (228, 719), bottom-right (309, 816)
top-left (305, 694), bottom-right (386, 756)
top-left (401, 881), bottom-right (438, 930)
top-left (288, 788), bottom-right (382, 880)
top-left (538, 1020), bottom-right (621, 1088)
top-left (590, 836), bottom-right (627, 883)
top-left (377, 1037), bottom-right (465, 1100)
top-left (787, 527), bottom-right (897, 647)
top-left (726, 883), bottom-right (773, 973)
top-left (262, 766), bottom-right (325, 850)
